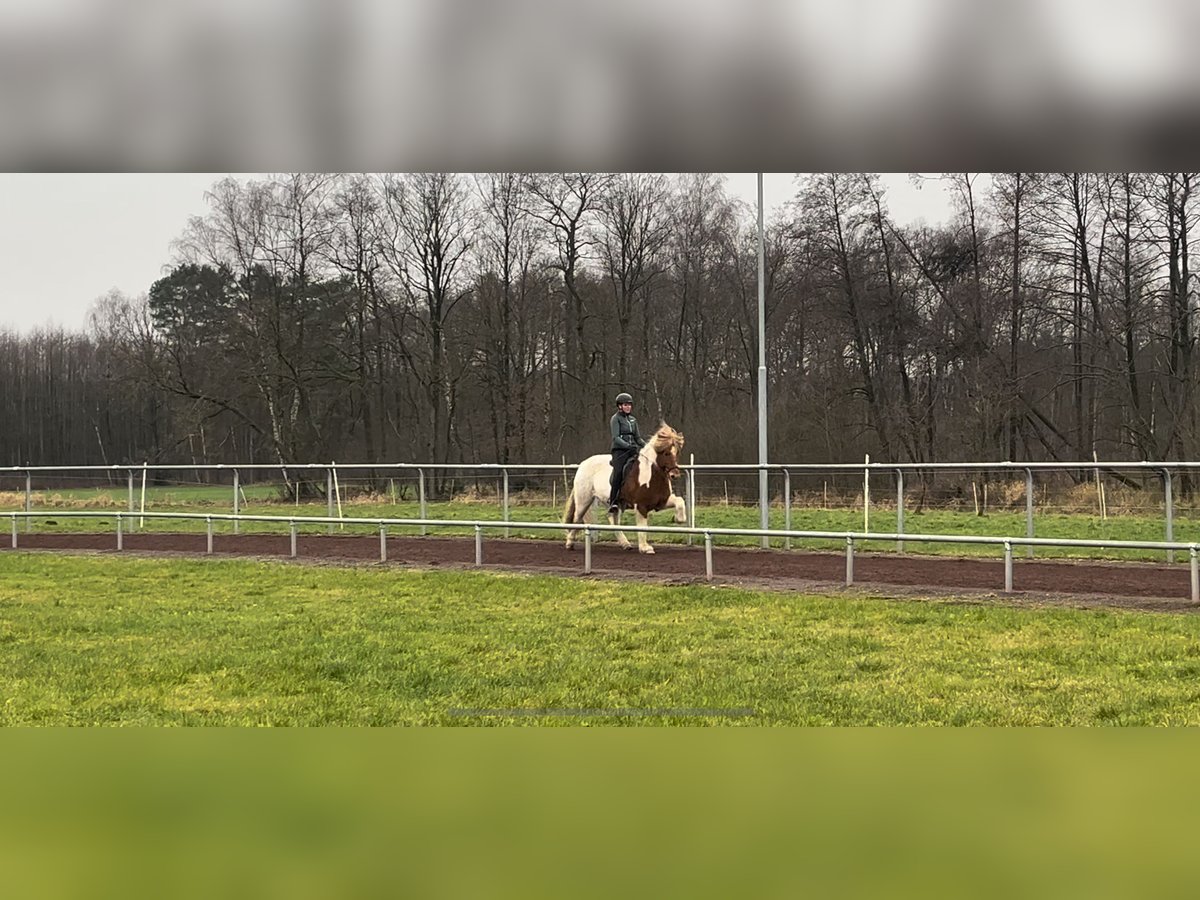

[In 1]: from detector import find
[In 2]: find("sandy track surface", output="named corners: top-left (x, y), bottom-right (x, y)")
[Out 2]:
top-left (7, 531), bottom-right (1199, 613)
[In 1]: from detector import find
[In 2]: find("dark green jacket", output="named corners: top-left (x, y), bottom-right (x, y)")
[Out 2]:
top-left (610, 411), bottom-right (645, 451)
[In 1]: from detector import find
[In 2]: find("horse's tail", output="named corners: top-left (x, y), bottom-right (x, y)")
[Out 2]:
top-left (563, 491), bottom-right (577, 525)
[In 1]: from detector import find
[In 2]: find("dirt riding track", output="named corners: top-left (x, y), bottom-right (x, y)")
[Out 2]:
top-left (6, 530), bottom-right (1199, 613)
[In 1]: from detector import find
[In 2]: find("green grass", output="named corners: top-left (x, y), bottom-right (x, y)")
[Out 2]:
top-left (5, 483), bottom-right (281, 504)
top-left (3, 553), bottom-right (1200, 725)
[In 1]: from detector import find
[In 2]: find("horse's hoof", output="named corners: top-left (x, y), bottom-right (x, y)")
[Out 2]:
top-left (640, 547), bottom-right (656, 555)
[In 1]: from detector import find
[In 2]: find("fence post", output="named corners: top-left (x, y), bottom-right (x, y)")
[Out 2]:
top-left (474, 525), bottom-right (483, 566)
top-left (327, 467), bottom-right (335, 534)
top-left (290, 521), bottom-right (298, 558)
top-left (686, 454), bottom-right (695, 546)
top-left (705, 532), bottom-right (714, 581)
top-left (784, 469), bottom-right (792, 551)
top-left (845, 536), bottom-right (855, 586)
top-left (584, 525), bottom-right (592, 574)
top-left (1164, 469), bottom-right (1174, 564)
top-left (331, 462), bottom-right (344, 531)
top-left (1025, 468), bottom-right (1034, 559)
top-left (1191, 545), bottom-right (1198, 604)
top-left (379, 524), bottom-right (387, 562)
top-left (10, 513), bottom-right (16, 548)
top-left (116, 514), bottom-right (123, 551)
top-left (233, 468), bottom-right (240, 535)
top-left (139, 462), bottom-right (148, 530)
top-left (24, 471), bottom-right (30, 533)
top-left (418, 468), bottom-right (427, 536)
top-left (503, 468), bottom-right (510, 539)
top-left (863, 455), bottom-right (870, 533)
top-left (1004, 540), bottom-right (1013, 593)
top-left (760, 464), bottom-right (769, 551)
top-left (206, 516), bottom-right (213, 554)
top-left (896, 468), bottom-right (905, 553)
top-left (128, 468), bottom-right (134, 516)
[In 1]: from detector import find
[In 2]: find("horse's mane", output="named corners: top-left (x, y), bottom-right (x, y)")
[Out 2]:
top-left (650, 423), bottom-right (684, 453)
top-left (639, 423), bottom-right (684, 469)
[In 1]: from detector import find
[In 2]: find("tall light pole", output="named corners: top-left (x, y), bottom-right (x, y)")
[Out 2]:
top-left (757, 173), bottom-right (769, 548)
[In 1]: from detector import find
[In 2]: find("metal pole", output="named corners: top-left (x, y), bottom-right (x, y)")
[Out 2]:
top-left (327, 468), bottom-right (335, 534)
top-left (331, 463), bottom-right (344, 529)
top-left (233, 468), bottom-right (240, 535)
top-left (10, 514), bottom-right (16, 548)
top-left (686, 454), bottom-right (695, 546)
top-left (863, 455), bottom-right (870, 533)
top-left (474, 525), bottom-right (483, 566)
top-left (379, 524), bottom-right (387, 562)
top-left (1004, 541), bottom-right (1013, 593)
top-left (784, 469), bottom-right (792, 551)
top-left (584, 526), bottom-right (592, 574)
top-left (503, 468), bottom-right (510, 539)
top-left (704, 532), bottom-right (714, 581)
top-left (419, 468), bottom-right (427, 536)
top-left (845, 536), bottom-right (854, 586)
top-left (128, 469), bottom-right (134, 515)
top-left (206, 517), bottom-right (213, 554)
top-left (290, 521), bottom-right (298, 558)
top-left (1025, 468), bottom-right (1034, 559)
top-left (756, 173), bottom-right (769, 550)
top-left (896, 469), bottom-right (905, 553)
top-left (139, 462), bottom-right (148, 530)
top-left (116, 514), bottom-right (123, 551)
top-left (24, 471), bottom-right (30, 533)
top-left (1164, 469), bottom-right (1174, 564)
top-left (1191, 545), bottom-right (1198, 604)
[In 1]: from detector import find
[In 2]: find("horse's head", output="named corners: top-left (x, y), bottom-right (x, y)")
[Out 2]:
top-left (650, 424), bottom-right (685, 478)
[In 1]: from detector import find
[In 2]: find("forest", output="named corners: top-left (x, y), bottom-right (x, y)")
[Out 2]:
top-left (1, 173), bottom-right (1195, 484)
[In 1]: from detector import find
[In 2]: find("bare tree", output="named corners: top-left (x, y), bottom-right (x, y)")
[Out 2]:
top-left (596, 173), bottom-right (670, 382)
top-left (523, 172), bottom-right (611, 451)
top-left (473, 173), bottom-right (545, 462)
top-left (794, 172), bottom-right (897, 459)
top-left (379, 173), bottom-right (474, 469)
top-left (327, 174), bottom-right (387, 462)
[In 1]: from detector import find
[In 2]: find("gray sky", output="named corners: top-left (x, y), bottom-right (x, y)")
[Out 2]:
top-left (0, 173), bottom-right (954, 335)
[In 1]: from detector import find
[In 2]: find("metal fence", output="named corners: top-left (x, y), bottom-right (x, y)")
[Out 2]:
top-left (5, 508), bottom-right (1200, 604)
top-left (2, 459), bottom-right (1199, 561)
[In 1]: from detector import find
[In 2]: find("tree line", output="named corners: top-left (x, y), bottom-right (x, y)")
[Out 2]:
top-left (2, 173), bottom-right (1197, 490)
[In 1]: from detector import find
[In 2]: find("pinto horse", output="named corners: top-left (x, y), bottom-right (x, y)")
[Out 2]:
top-left (563, 424), bottom-right (687, 554)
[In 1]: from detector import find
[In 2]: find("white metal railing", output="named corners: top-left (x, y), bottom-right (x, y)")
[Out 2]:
top-left (8, 460), bottom-right (1200, 472)
top-left (3, 458), bottom-right (1198, 563)
top-left (6, 509), bottom-right (1200, 603)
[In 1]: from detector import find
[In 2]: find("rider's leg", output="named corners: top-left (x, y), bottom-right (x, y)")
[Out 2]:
top-left (608, 450), bottom-right (630, 511)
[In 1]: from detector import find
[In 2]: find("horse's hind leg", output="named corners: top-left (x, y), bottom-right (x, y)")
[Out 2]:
top-left (608, 506), bottom-right (633, 549)
top-left (565, 493), bottom-right (595, 549)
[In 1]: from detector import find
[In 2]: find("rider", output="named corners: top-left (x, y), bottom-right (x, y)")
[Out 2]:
top-left (607, 392), bottom-right (645, 513)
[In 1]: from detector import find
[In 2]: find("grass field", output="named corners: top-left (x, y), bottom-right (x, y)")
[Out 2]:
top-left (3, 553), bottom-right (1200, 725)
top-left (3, 486), bottom-right (1199, 562)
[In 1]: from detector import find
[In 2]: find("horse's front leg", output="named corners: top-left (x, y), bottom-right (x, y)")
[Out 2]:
top-left (669, 493), bottom-right (687, 524)
top-left (608, 507), bottom-right (632, 549)
top-left (636, 509), bottom-right (654, 554)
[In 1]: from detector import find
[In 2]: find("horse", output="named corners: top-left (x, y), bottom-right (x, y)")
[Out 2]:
top-left (563, 424), bottom-right (687, 554)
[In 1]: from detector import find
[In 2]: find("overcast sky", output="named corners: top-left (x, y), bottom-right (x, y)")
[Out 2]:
top-left (0, 173), bottom-right (954, 335)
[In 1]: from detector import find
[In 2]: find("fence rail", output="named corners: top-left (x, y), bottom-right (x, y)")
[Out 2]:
top-left (3, 459), bottom-right (1198, 563)
top-left (6, 509), bottom-right (1200, 604)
